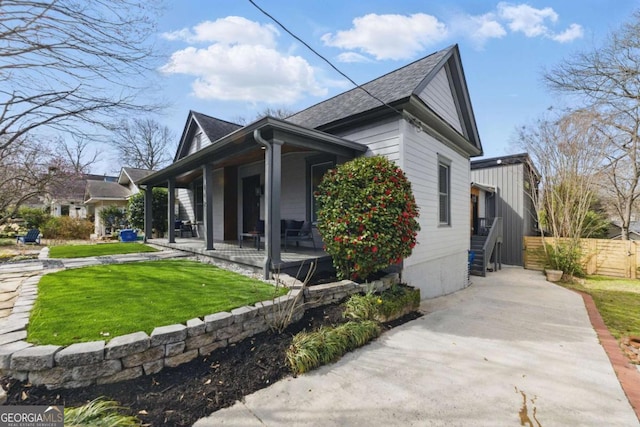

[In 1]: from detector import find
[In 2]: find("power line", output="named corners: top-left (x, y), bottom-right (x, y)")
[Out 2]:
top-left (247, 0), bottom-right (405, 118)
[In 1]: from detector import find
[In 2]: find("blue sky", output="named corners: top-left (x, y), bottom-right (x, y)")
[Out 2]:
top-left (105, 0), bottom-right (640, 172)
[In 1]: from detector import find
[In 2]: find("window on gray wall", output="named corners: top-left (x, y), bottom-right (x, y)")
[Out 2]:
top-left (438, 157), bottom-right (451, 225)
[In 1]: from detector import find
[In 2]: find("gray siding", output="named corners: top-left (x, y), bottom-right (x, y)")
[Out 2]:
top-left (419, 67), bottom-right (463, 134)
top-left (471, 163), bottom-right (534, 266)
top-left (337, 117), bottom-right (400, 163)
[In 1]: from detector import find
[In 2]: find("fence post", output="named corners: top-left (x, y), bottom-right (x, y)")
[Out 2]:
top-left (630, 241), bottom-right (637, 279)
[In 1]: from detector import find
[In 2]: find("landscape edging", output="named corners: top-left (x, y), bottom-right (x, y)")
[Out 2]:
top-left (0, 272), bottom-right (398, 389)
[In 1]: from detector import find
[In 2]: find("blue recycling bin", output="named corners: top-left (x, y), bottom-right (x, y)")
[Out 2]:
top-left (119, 229), bottom-right (137, 242)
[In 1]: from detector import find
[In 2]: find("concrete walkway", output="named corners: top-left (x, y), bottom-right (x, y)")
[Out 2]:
top-left (195, 267), bottom-right (640, 427)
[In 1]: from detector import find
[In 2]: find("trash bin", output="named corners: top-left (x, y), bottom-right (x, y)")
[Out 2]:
top-left (119, 229), bottom-right (137, 242)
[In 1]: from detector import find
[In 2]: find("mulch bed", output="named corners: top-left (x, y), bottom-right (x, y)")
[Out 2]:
top-left (1, 302), bottom-right (421, 426)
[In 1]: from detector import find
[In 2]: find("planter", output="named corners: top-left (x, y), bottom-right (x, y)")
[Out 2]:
top-left (545, 269), bottom-right (563, 282)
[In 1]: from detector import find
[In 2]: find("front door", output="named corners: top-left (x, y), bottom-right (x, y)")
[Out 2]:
top-left (242, 175), bottom-right (261, 233)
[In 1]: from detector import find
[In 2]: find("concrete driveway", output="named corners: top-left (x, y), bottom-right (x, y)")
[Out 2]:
top-left (195, 267), bottom-right (639, 426)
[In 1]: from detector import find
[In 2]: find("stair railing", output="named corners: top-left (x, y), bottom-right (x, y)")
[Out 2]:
top-left (482, 217), bottom-right (502, 273)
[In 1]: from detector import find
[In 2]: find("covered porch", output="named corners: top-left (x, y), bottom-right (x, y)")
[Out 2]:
top-left (147, 237), bottom-right (332, 278)
top-left (138, 116), bottom-right (368, 279)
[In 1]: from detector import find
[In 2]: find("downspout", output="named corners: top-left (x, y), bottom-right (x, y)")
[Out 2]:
top-left (254, 129), bottom-right (272, 279)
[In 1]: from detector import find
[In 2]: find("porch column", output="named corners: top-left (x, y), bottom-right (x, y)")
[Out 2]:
top-left (203, 163), bottom-right (215, 251)
top-left (143, 185), bottom-right (153, 241)
top-left (167, 178), bottom-right (176, 244)
top-left (263, 139), bottom-right (283, 279)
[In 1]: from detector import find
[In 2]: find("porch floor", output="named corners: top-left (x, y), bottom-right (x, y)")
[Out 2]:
top-left (146, 237), bottom-right (332, 277)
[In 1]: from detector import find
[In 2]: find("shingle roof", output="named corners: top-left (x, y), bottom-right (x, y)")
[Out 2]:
top-left (191, 111), bottom-right (242, 142)
top-left (121, 167), bottom-right (154, 184)
top-left (85, 180), bottom-right (131, 202)
top-left (286, 46), bottom-right (452, 130)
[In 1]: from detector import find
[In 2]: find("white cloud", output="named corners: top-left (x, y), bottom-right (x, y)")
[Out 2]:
top-left (321, 13), bottom-right (448, 61)
top-left (160, 44), bottom-right (326, 104)
top-left (497, 2), bottom-right (582, 42)
top-left (161, 16), bottom-right (279, 47)
top-left (336, 52), bottom-right (373, 63)
top-left (452, 13), bottom-right (506, 49)
top-left (498, 3), bottom-right (557, 37)
top-left (551, 23), bottom-right (584, 43)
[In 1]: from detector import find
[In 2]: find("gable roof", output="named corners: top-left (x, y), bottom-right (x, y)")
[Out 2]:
top-left (174, 111), bottom-right (242, 161)
top-left (287, 48), bottom-right (450, 130)
top-left (118, 167), bottom-right (154, 186)
top-left (285, 44), bottom-right (481, 155)
top-left (84, 180), bottom-right (132, 203)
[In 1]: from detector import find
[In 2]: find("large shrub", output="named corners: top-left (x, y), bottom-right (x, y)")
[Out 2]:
top-left (42, 216), bottom-right (93, 240)
top-left (98, 205), bottom-right (127, 231)
top-left (18, 207), bottom-right (50, 229)
top-left (127, 188), bottom-right (168, 233)
top-left (315, 156), bottom-right (420, 280)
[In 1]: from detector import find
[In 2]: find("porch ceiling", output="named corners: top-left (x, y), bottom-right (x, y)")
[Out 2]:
top-left (139, 117), bottom-right (368, 188)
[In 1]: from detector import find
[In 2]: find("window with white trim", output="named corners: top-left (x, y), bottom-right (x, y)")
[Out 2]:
top-left (438, 159), bottom-right (451, 225)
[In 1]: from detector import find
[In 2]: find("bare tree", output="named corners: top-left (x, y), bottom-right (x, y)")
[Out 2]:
top-left (518, 110), bottom-right (606, 240)
top-left (0, 0), bottom-right (163, 221)
top-left (0, 137), bottom-right (74, 224)
top-left (233, 107), bottom-right (295, 125)
top-left (110, 118), bottom-right (175, 170)
top-left (56, 135), bottom-right (99, 175)
top-left (544, 11), bottom-right (640, 239)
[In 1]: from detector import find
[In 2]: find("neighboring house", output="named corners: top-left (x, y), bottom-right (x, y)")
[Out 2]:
top-left (84, 167), bottom-right (154, 235)
top-left (608, 221), bottom-right (640, 240)
top-left (470, 153), bottom-right (539, 266)
top-left (46, 174), bottom-right (117, 219)
top-left (138, 44), bottom-right (483, 299)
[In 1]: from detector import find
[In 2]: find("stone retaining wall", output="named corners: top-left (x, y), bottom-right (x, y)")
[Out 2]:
top-left (0, 273), bottom-right (398, 389)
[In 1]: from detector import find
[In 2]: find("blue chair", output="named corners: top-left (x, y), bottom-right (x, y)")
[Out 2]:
top-left (16, 229), bottom-right (41, 245)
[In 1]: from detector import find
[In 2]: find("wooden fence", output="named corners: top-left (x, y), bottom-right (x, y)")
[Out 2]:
top-left (523, 237), bottom-right (640, 279)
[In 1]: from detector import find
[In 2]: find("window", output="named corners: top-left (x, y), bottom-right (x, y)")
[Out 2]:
top-left (438, 158), bottom-right (450, 225)
top-left (61, 205), bottom-right (70, 216)
top-left (195, 183), bottom-right (203, 222)
top-left (310, 161), bottom-right (333, 223)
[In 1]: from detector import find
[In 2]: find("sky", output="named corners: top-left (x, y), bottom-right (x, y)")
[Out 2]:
top-left (99, 0), bottom-right (640, 173)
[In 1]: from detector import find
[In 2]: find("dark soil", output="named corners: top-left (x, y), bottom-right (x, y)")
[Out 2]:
top-left (2, 303), bottom-right (421, 427)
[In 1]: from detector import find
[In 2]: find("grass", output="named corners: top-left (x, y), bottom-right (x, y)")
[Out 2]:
top-left (559, 275), bottom-right (640, 339)
top-left (65, 398), bottom-right (141, 426)
top-left (286, 320), bottom-right (381, 374)
top-left (48, 242), bottom-right (158, 258)
top-left (28, 260), bottom-right (287, 345)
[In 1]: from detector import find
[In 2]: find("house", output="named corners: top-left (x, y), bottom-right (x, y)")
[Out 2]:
top-left (138, 44), bottom-right (483, 299)
top-left (608, 221), bottom-right (640, 240)
top-left (45, 174), bottom-right (116, 219)
top-left (84, 167), bottom-right (154, 236)
top-left (470, 153), bottom-right (539, 267)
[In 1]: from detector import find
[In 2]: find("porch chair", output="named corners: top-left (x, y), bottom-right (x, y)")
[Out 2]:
top-left (16, 229), bottom-right (41, 245)
top-left (284, 221), bottom-right (316, 251)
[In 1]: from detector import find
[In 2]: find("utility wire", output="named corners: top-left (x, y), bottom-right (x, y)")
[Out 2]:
top-left (247, 0), bottom-right (405, 118)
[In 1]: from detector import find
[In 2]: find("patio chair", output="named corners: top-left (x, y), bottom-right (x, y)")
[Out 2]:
top-left (284, 221), bottom-right (316, 251)
top-left (16, 229), bottom-right (41, 245)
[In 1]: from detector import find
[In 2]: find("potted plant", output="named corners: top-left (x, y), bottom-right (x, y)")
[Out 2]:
top-left (544, 242), bottom-right (584, 282)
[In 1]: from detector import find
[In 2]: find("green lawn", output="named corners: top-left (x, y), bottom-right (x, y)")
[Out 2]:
top-left (48, 242), bottom-right (158, 258)
top-left (28, 260), bottom-right (286, 345)
top-left (560, 276), bottom-right (640, 339)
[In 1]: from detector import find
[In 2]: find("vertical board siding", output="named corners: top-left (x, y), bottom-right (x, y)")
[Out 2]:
top-left (471, 163), bottom-right (528, 266)
top-left (524, 237), bottom-right (639, 279)
top-left (419, 68), bottom-right (463, 134)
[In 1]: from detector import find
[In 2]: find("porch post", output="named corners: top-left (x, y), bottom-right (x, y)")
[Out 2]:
top-left (167, 178), bottom-right (176, 244)
top-left (143, 185), bottom-right (153, 241)
top-left (269, 140), bottom-right (283, 266)
top-left (203, 163), bottom-right (215, 251)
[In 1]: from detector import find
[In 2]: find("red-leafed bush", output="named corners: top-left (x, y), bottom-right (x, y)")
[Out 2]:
top-left (315, 156), bottom-right (420, 280)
